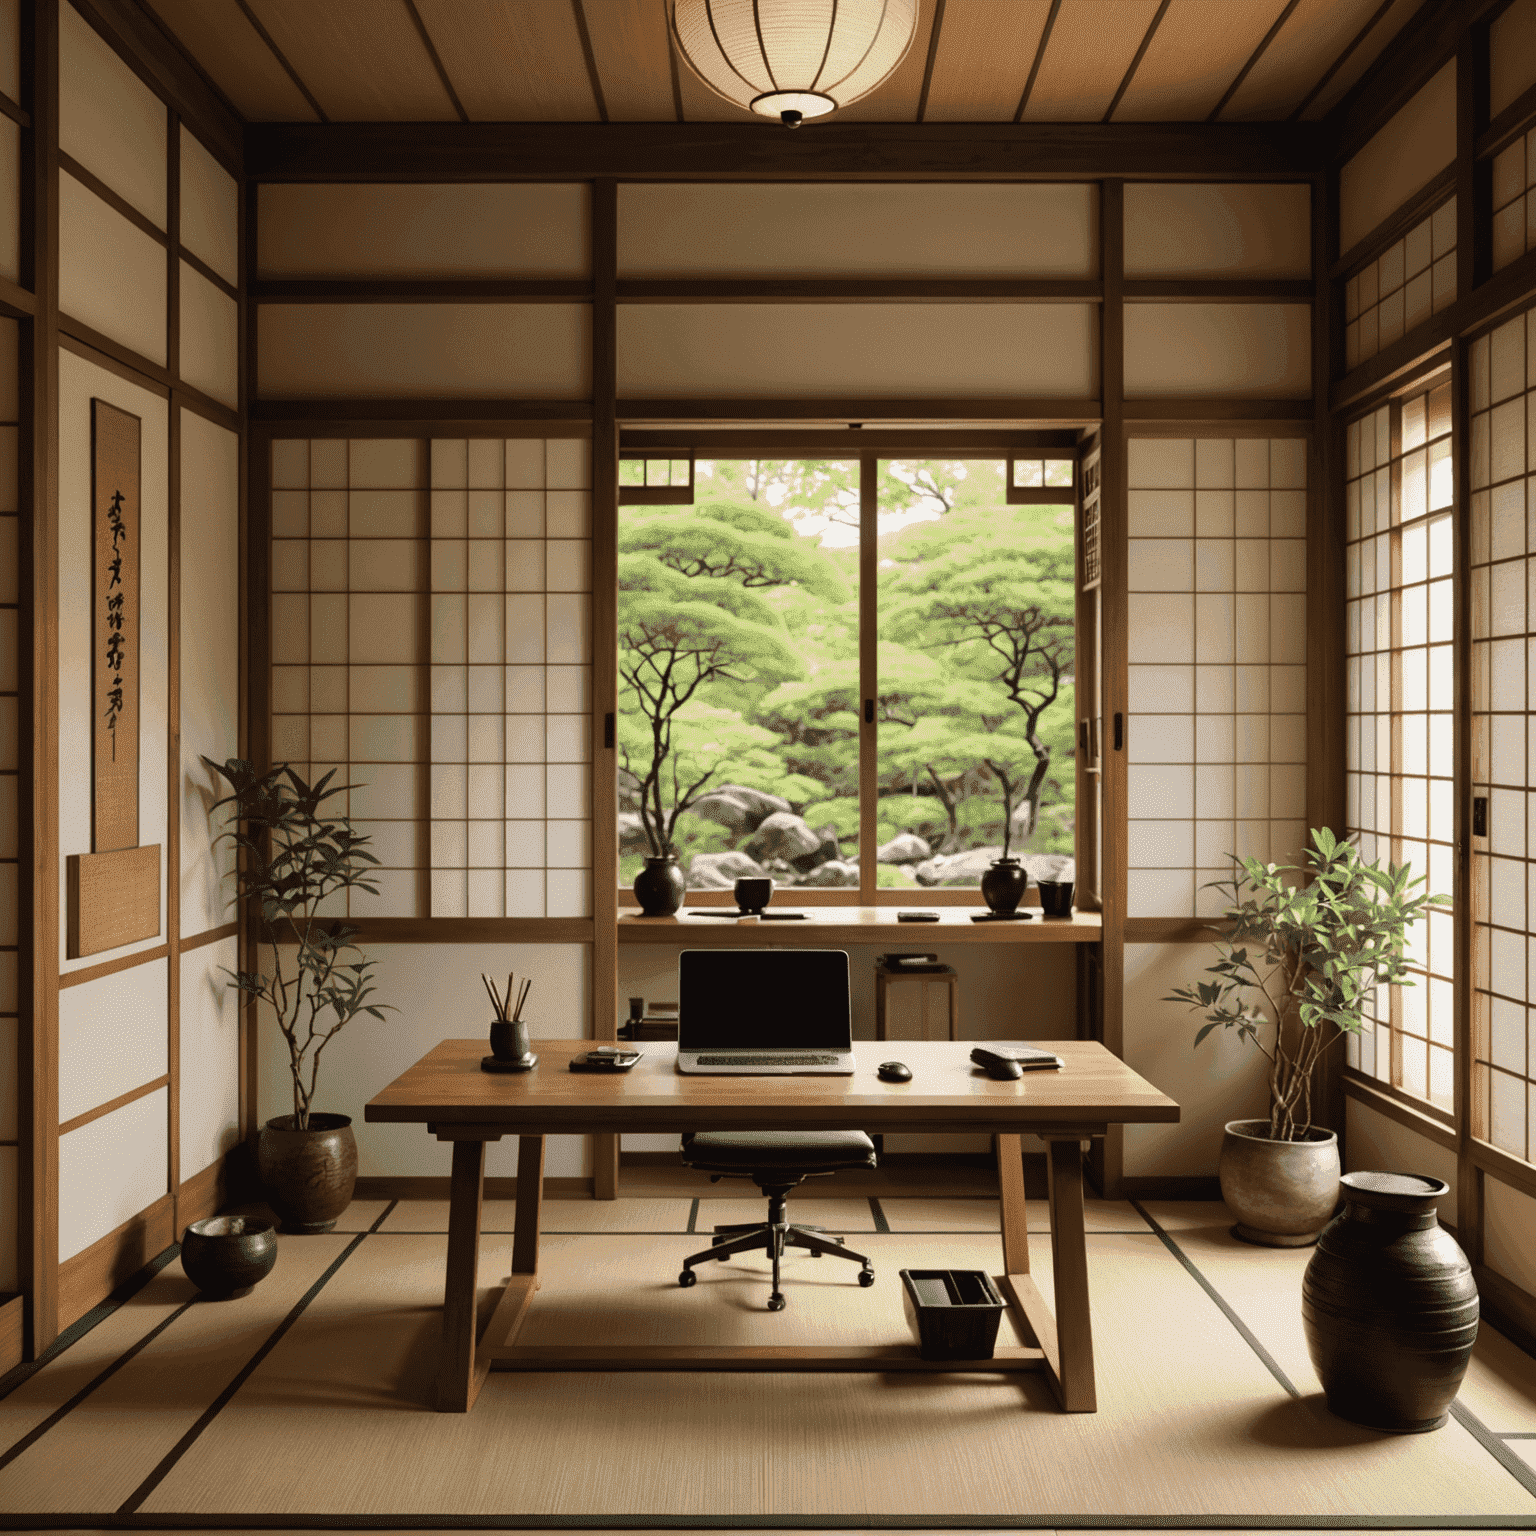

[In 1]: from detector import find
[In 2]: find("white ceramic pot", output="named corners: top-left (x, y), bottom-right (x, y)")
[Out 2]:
top-left (1218, 1118), bottom-right (1341, 1247)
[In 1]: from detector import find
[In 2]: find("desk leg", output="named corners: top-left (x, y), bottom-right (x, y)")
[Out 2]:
top-left (995, 1133), bottom-right (1031, 1275)
top-left (437, 1138), bottom-right (487, 1412)
top-left (593, 1133), bottom-right (619, 1200)
top-left (512, 1135), bottom-right (545, 1276)
top-left (1046, 1136), bottom-right (1096, 1412)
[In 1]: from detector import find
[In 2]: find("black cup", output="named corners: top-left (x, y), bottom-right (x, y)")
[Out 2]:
top-left (734, 876), bottom-right (773, 913)
top-left (1038, 879), bottom-right (1074, 918)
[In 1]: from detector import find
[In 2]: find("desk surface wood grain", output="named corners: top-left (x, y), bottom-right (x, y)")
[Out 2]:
top-left (365, 1039), bottom-right (1179, 1137)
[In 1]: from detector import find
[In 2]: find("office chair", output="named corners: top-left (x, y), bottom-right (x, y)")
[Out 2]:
top-left (676, 1130), bottom-right (877, 1311)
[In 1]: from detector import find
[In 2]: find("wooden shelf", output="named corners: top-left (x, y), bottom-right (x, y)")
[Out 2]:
top-left (618, 907), bottom-right (1102, 945)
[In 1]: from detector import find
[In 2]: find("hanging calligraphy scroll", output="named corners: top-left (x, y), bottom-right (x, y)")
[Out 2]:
top-left (66, 400), bottom-right (159, 958)
top-left (91, 399), bottom-right (140, 852)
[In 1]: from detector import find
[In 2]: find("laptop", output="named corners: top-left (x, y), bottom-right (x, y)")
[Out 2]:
top-left (675, 948), bottom-right (856, 1075)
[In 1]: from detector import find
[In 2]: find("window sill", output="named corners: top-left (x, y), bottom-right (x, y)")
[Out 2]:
top-left (617, 907), bottom-right (1102, 944)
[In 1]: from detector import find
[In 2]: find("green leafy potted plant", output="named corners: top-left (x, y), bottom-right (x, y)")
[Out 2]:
top-left (1165, 828), bottom-right (1445, 1248)
top-left (208, 759), bottom-right (389, 1233)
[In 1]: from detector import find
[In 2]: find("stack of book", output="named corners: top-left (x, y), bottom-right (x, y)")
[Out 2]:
top-left (619, 1000), bottom-right (679, 1041)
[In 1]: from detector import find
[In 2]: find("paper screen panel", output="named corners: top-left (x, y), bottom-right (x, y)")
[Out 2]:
top-left (1490, 129), bottom-right (1536, 275)
top-left (59, 173), bottom-right (167, 368)
top-left (0, 317), bottom-right (13, 1253)
top-left (1490, 0), bottom-right (1536, 119)
top-left (58, 1085), bottom-right (168, 1262)
top-left (1344, 377), bottom-right (1455, 1112)
top-left (1344, 197), bottom-right (1458, 370)
top-left (1123, 306), bottom-right (1311, 398)
top-left (178, 125), bottom-right (238, 286)
top-left (1123, 184), bottom-right (1311, 279)
top-left (1468, 308), bottom-right (1536, 1162)
top-left (271, 436), bottom-right (592, 919)
top-left (1125, 436), bottom-right (1308, 919)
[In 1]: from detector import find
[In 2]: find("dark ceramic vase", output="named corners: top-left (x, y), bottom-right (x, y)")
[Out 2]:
top-left (490, 1016), bottom-right (535, 1066)
top-left (980, 857), bottom-right (1029, 915)
top-left (1302, 1171), bottom-right (1479, 1433)
top-left (633, 854), bottom-right (686, 916)
top-left (257, 1113), bottom-right (358, 1234)
top-left (180, 1215), bottom-right (277, 1299)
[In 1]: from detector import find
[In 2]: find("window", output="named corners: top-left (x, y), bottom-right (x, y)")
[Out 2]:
top-left (616, 455), bottom-right (1080, 898)
top-left (1344, 198), bottom-right (1457, 371)
top-left (1344, 379), bottom-right (1456, 1111)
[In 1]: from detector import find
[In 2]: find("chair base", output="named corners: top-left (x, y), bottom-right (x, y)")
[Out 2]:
top-left (679, 1218), bottom-right (875, 1311)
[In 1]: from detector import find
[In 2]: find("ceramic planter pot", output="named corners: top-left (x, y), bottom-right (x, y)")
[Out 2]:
top-left (1218, 1118), bottom-right (1340, 1247)
top-left (1302, 1172), bottom-right (1478, 1432)
top-left (180, 1215), bottom-right (277, 1298)
top-left (258, 1112), bottom-right (358, 1234)
top-left (980, 858), bottom-right (1029, 915)
top-left (633, 854), bottom-right (686, 916)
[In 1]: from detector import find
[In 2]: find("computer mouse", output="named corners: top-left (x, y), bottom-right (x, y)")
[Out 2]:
top-left (983, 1058), bottom-right (1024, 1081)
top-left (877, 1061), bottom-right (912, 1083)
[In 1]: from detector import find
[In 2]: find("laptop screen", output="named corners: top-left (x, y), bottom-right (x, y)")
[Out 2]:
top-left (678, 949), bottom-right (852, 1052)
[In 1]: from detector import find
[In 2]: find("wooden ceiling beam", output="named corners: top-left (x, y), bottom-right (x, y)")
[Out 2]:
top-left (243, 120), bottom-right (1326, 181)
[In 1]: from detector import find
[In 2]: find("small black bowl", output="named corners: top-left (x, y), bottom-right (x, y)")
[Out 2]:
top-left (1037, 879), bottom-right (1075, 918)
top-left (180, 1215), bottom-right (278, 1299)
top-left (734, 876), bottom-right (774, 913)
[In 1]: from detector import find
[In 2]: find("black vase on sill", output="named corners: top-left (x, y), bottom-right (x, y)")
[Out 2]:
top-left (980, 857), bottom-right (1029, 915)
top-left (633, 854), bottom-right (686, 916)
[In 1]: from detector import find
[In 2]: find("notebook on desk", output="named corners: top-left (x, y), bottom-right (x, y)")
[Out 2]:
top-left (675, 948), bottom-right (857, 1075)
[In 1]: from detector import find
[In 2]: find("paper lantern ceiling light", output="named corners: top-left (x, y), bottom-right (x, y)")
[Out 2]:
top-left (669, 0), bottom-right (920, 126)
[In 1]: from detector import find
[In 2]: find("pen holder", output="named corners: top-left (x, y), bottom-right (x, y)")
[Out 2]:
top-left (488, 1017), bottom-right (537, 1071)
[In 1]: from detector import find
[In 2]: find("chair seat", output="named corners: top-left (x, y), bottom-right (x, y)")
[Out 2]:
top-left (682, 1129), bottom-right (877, 1173)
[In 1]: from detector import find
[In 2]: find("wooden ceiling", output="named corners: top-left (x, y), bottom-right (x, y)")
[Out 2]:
top-left (142, 0), bottom-right (1428, 127)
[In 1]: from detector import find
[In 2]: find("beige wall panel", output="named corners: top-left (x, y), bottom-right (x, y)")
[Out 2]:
top-left (180, 410), bottom-right (240, 938)
top-left (58, 1085), bottom-right (168, 1262)
top-left (921, 0), bottom-right (1050, 121)
top-left (59, 174), bottom-right (167, 368)
top-left (0, 0), bottom-right (18, 104)
top-left (1124, 184), bottom-right (1311, 278)
top-left (1339, 60), bottom-right (1456, 255)
top-left (1122, 941), bottom-right (1270, 1177)
top-left (58, 958), bottom-right (168, 1125)
top-left (142, 0), bottom-right (318, 122)
top-left (59, 0), bottom-right (166, 228)
top-left (257, 305), bottom-right (591, 400)
top-left (618, 183), bottom-right (1095, 278)
top-left (180, 937), bottom-right (239, 1180)
top-left (258, 942), bottom-right (590, 1179)
top-left (1485, 1176), bottom-right (1536, 1299)
top-left (257, 184), bottom-right (589, 279)
top-left (1343, 1096), bottom-right (1457, 1224)
top-left (1112, 0), bottom-right (1289, 122)
top-left (618, 303), bottom-right (1096, 399)
top-left (1491, 0), bottom-right (1536, 117)
top-left (412, 0), bottom-right (598, 121)
top-left (57, 350), bottom-right (169, 972)
top-left (179, 126), bottom-right (238, 286)
top-left (1124, 304), bottom-right (1310, 397)
top-left (1021, 0), bottom-right (1161, 121)
top-left (0, 117), bottom-right (18, 284)
top-left (179, 261), bottom-right (238, 409)
top-left (243, 0), bottom-right (455, 122)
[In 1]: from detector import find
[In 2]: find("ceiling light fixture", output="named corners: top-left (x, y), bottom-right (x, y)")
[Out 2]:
top-left (668, 0), bottom-right (919, 128)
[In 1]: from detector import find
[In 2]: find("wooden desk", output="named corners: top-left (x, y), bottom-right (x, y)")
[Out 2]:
top-left (365, 1038), bottom-right (1178, 1415)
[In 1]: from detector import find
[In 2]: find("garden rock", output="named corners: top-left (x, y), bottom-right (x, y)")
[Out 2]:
top-left (792, 825), bottom-right (842, 873)
top-left (688, 785), bottom-right (792, 836)
top-left (913, 847), bottom-right (1005, 887)
top-left (687, 850), bottom-right (768, 888)
top-left (745, 811), bottom-right (823, 864)
top-left (876, 832), bottom-right (931, 865)
top-left (800, 859), bottom-right (859, 888)
top-left (617, 812), bottom-right (650, 854)
top-left (1027, 854), bottom-right (1075, 884)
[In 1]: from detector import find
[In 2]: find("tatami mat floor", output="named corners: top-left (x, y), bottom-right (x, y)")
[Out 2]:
top-left (0, 1195), bottom-right (1534, 1530)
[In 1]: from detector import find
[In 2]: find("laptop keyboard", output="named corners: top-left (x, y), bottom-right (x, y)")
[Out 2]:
top-left (694, 1053), bottom-right (840, 1066)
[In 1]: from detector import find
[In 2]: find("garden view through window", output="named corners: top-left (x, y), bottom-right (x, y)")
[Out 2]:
top-left (617, 457), bottom-right (1077, 895)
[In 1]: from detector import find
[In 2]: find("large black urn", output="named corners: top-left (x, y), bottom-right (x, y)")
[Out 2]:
top-left (1301, 1171), bottom-right (1478, 1433)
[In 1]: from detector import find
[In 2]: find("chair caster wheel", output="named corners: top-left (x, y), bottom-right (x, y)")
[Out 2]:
top-left (679, 1270), bottom-right (696, 1287)
top-left (858, 1269), bottom-right (876, 1287)
top-left (768, 1293), bottom-right (786, 1311)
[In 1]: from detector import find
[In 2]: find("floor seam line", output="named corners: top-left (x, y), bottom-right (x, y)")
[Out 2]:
top-left (1451, 1399), bottom-right (1536, 1502)
top-left (687, 1199), bottom-right (699, 1234)
top-left (870, 1197), bottom-right (891, 1233)
top-left (1128, 1196), bottom-right (1300, 1398)
top-left (0, 1294), bottom-right (199, 1471)
top-left (114, 1229), bottom-right (372, 1516)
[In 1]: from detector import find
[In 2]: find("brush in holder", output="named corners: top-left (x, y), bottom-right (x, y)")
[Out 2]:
top-left (483, 1017), bottom-right (537, 1073)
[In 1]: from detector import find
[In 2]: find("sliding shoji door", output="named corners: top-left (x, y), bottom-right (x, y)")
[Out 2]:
top-left (1469, 308), bottom-right (1536, 1159)
top-left (1343, 377), bottom-right (1456, 1111)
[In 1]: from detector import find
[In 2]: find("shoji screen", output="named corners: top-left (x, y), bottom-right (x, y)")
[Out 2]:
top-left (1344, 378), bottom-right (1455, 1110)
top-left (1125, 436), bottom-right (1309, 917)
top-left (1469, 308), bottom-right (1536, 1159)
top-left (270, 436), bottom-right (592, 918)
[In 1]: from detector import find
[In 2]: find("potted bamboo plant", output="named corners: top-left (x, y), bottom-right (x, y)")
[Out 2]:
top-left (208, 758), bottom-right (389, 1233)
top-left (1165, 828), bottom-right (1445, 1247)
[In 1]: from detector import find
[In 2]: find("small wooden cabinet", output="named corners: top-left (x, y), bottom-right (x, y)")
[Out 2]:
top-left (875, 959), bottom-right (959, 1042)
